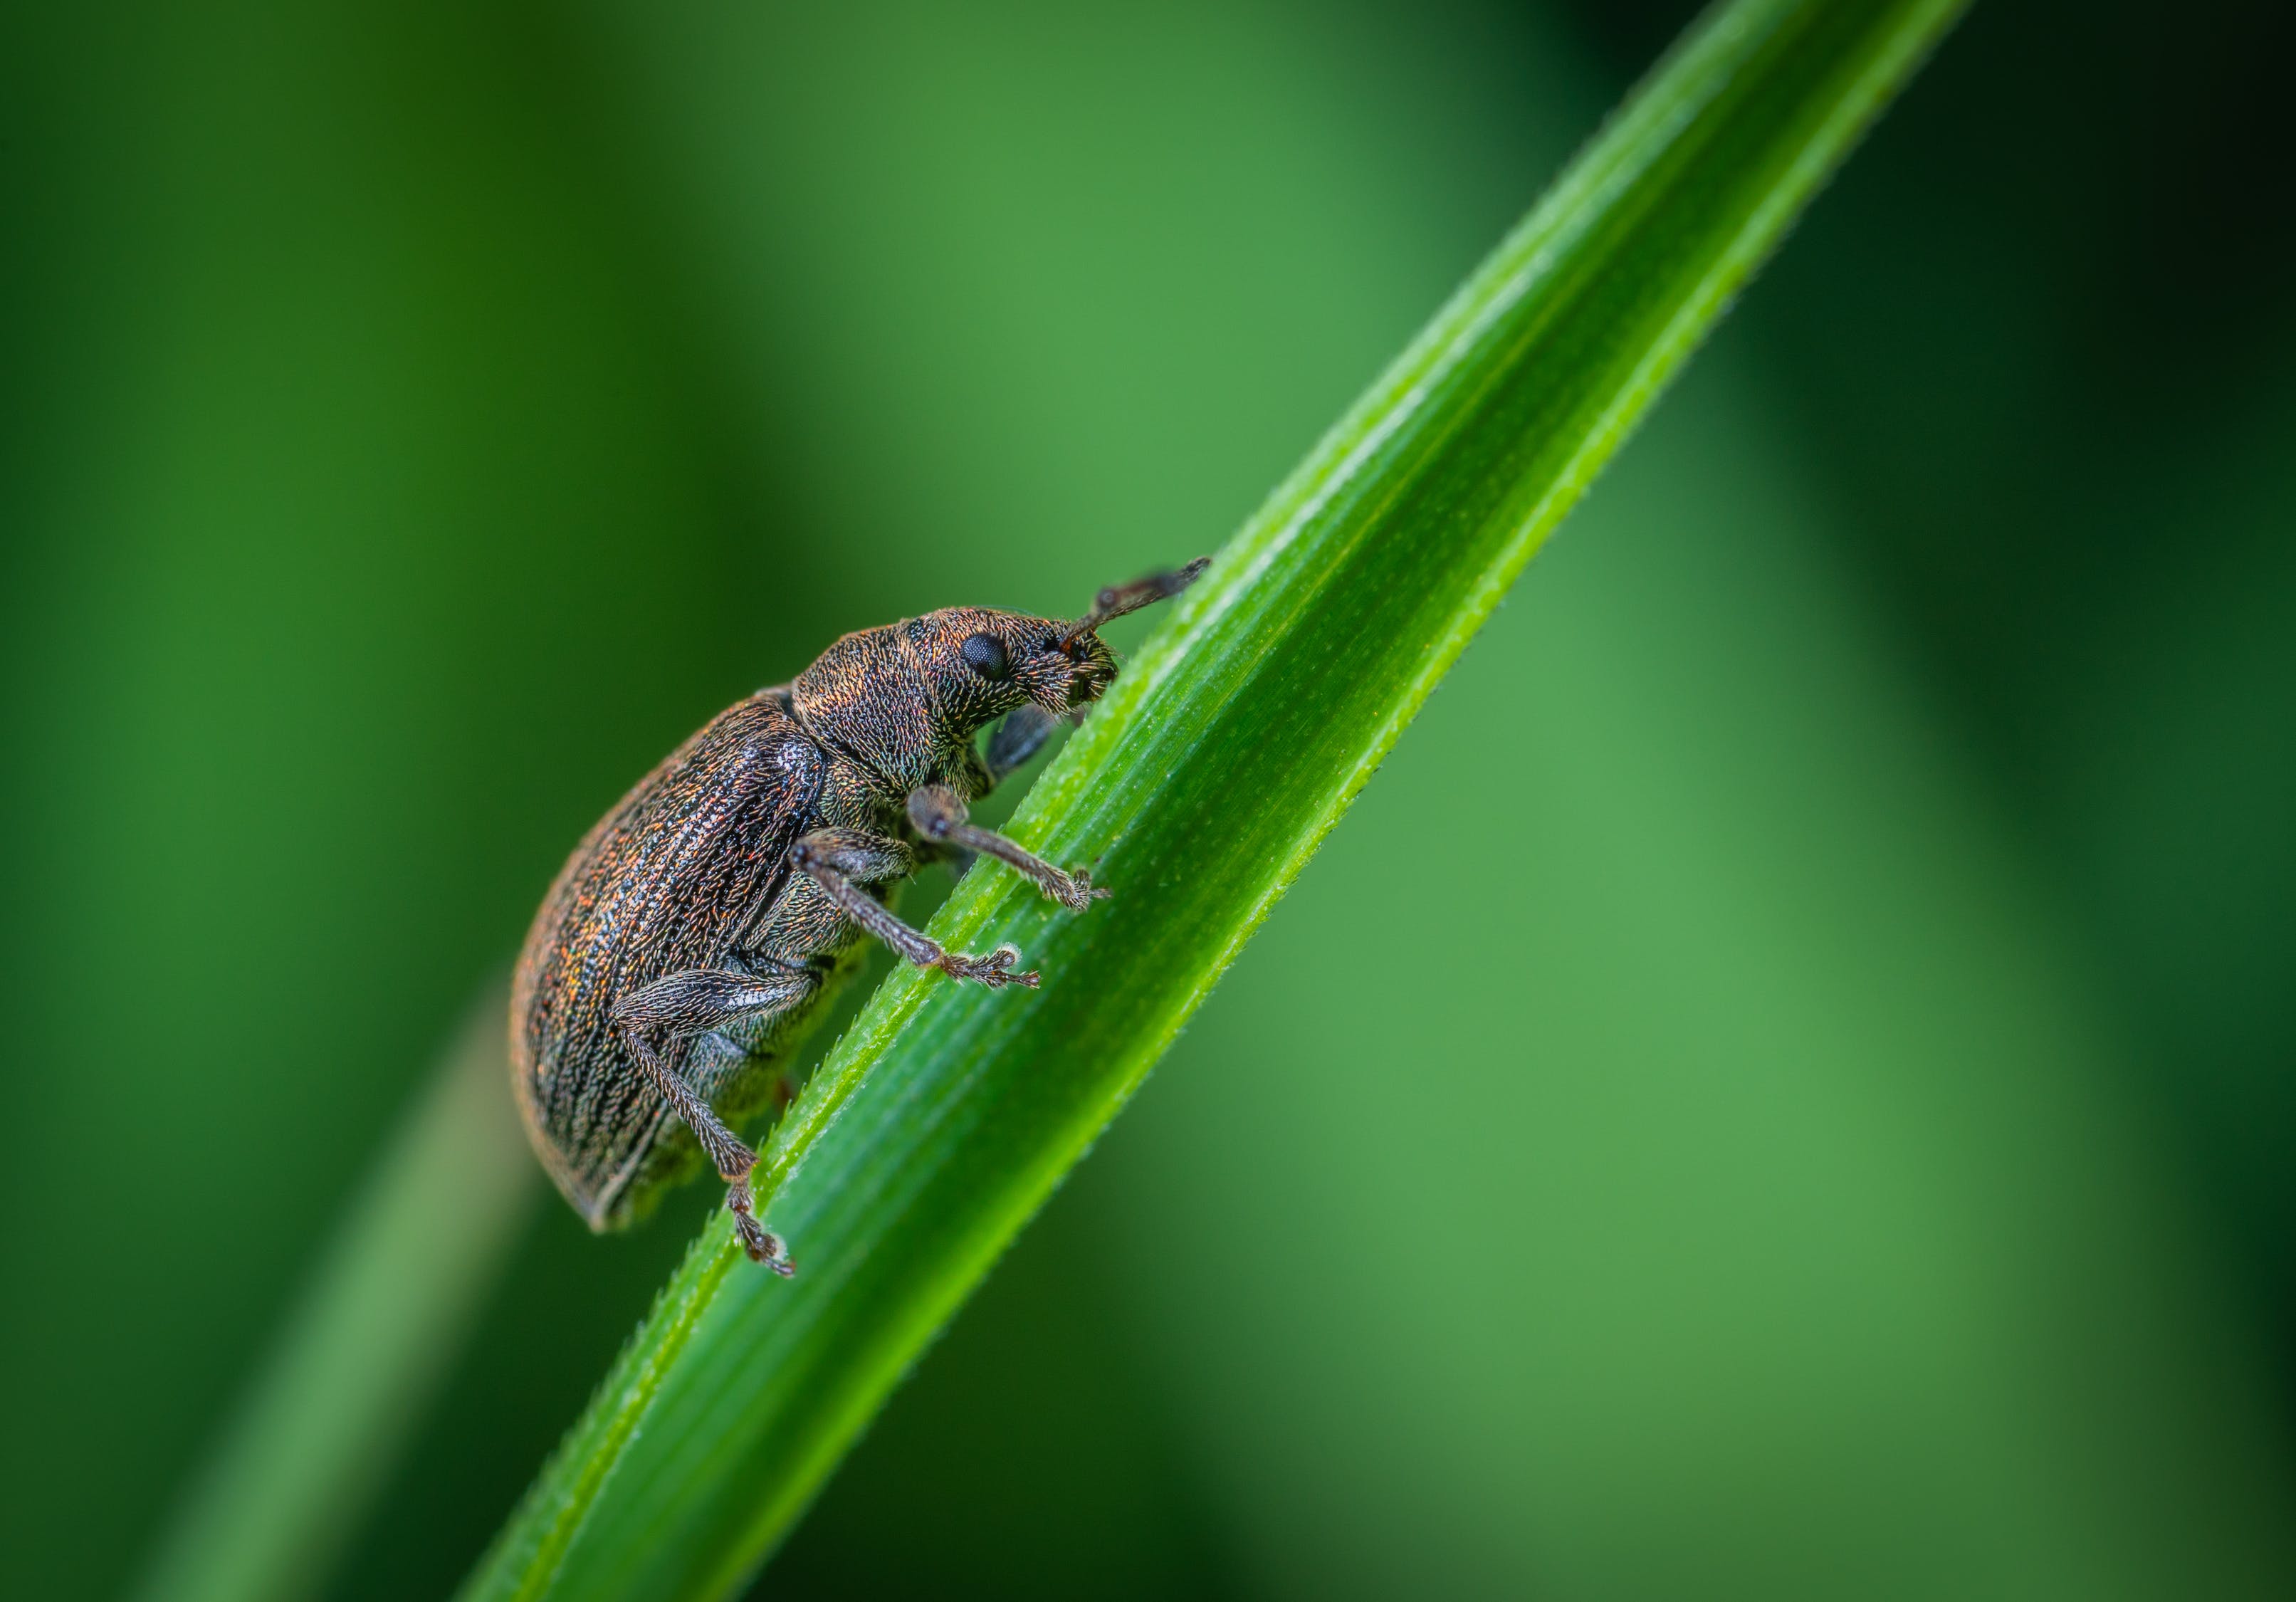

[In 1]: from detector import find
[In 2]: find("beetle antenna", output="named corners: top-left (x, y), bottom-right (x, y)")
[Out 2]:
top-left (1061, 557), bottom-right (1210, 649)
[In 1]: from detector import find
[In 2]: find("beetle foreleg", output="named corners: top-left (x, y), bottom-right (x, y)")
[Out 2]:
top-left (985, 703), bottom-right (1061, 784)
top-left (610, 967), bottom-right (816, 1274)
top-left (790, 829), bottom-right (1039, 988)
top-left (937, 706), bottom-right (1065, 877)
top-left (906, 785), bottom-right (1106, 913)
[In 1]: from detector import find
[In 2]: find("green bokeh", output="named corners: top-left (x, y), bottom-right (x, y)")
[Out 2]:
top-left (4, 1), bottom-right (2293, 1599)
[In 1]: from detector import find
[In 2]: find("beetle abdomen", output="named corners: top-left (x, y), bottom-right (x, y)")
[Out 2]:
top-left (510, 692), bottom-right (824, 1225)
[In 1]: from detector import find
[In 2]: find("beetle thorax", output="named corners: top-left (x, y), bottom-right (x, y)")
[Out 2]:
top-left (789, 624), bottom-right (950, 792)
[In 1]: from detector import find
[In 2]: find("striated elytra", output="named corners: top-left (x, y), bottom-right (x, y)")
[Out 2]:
top-left (508, 561), bottom-right (1206, 1273)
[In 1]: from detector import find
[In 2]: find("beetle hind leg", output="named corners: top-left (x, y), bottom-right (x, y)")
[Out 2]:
top-left (611, 965), bottom-right (816, 1274)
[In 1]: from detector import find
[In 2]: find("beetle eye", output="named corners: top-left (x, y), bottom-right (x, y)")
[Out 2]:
top-left (960, 632), bottom-right (1011, 681)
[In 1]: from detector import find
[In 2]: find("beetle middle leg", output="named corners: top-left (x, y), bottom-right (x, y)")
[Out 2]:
top-left (790, 828), bottom-right (1039, 988)
top-left (611, 965), bottom-right (816, 1274)
top-left (907, 784), bottom-right (1106, 913)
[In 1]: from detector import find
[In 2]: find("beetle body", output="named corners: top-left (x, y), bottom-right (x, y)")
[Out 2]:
top-left (510, 568), bottom-right (1201, 1272)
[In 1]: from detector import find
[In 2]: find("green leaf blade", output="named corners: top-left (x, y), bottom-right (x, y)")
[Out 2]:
top-left (461, 2), bottom-right (1968, 1598)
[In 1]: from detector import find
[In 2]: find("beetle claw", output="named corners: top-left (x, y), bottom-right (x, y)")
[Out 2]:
top-left (1047, 868), bottom-right (1109, 913)
top-left (987, 941), bottom-right (1044, 989)
top-left (728, 1182), bottom-right (794, 1274)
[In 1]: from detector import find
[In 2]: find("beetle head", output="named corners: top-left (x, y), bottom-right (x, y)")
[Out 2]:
top-left (918, 558), bottom-right (1209, 733)
top-left (793, 560), bottom-right (1207, 791)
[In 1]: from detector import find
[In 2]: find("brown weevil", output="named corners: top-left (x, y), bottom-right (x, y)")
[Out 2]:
top-left (509, 560), bottom-right (1207, 1274)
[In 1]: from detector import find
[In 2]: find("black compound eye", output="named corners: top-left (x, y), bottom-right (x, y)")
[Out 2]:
top-left (960, 632), bottom-right (1011, 681)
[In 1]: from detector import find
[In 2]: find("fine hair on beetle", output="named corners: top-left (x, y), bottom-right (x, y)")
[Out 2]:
top-left (509, 558), bottom-right (1210, 1274)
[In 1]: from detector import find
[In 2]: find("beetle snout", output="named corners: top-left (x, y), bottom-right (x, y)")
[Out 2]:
top-left (1061, 639), bottom-right (1118, 706)
top-left (1007, 621), bottom-right (1118, 716)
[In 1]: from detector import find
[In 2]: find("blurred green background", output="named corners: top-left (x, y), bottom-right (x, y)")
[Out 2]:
top-left (5, 1), bottom-right (2295, 1597)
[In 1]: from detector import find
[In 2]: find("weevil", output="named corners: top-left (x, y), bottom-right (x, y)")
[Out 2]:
top-left (509, 560), bottom-right (1207, 1274)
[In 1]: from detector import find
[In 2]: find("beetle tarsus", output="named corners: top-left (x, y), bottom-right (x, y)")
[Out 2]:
top-left (1050, 869), bottom-right (1111, 913)
top-left (727, 1177), bottom-right (794, 1274)
top-left (937, 941), bottom-right (1039, 988)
